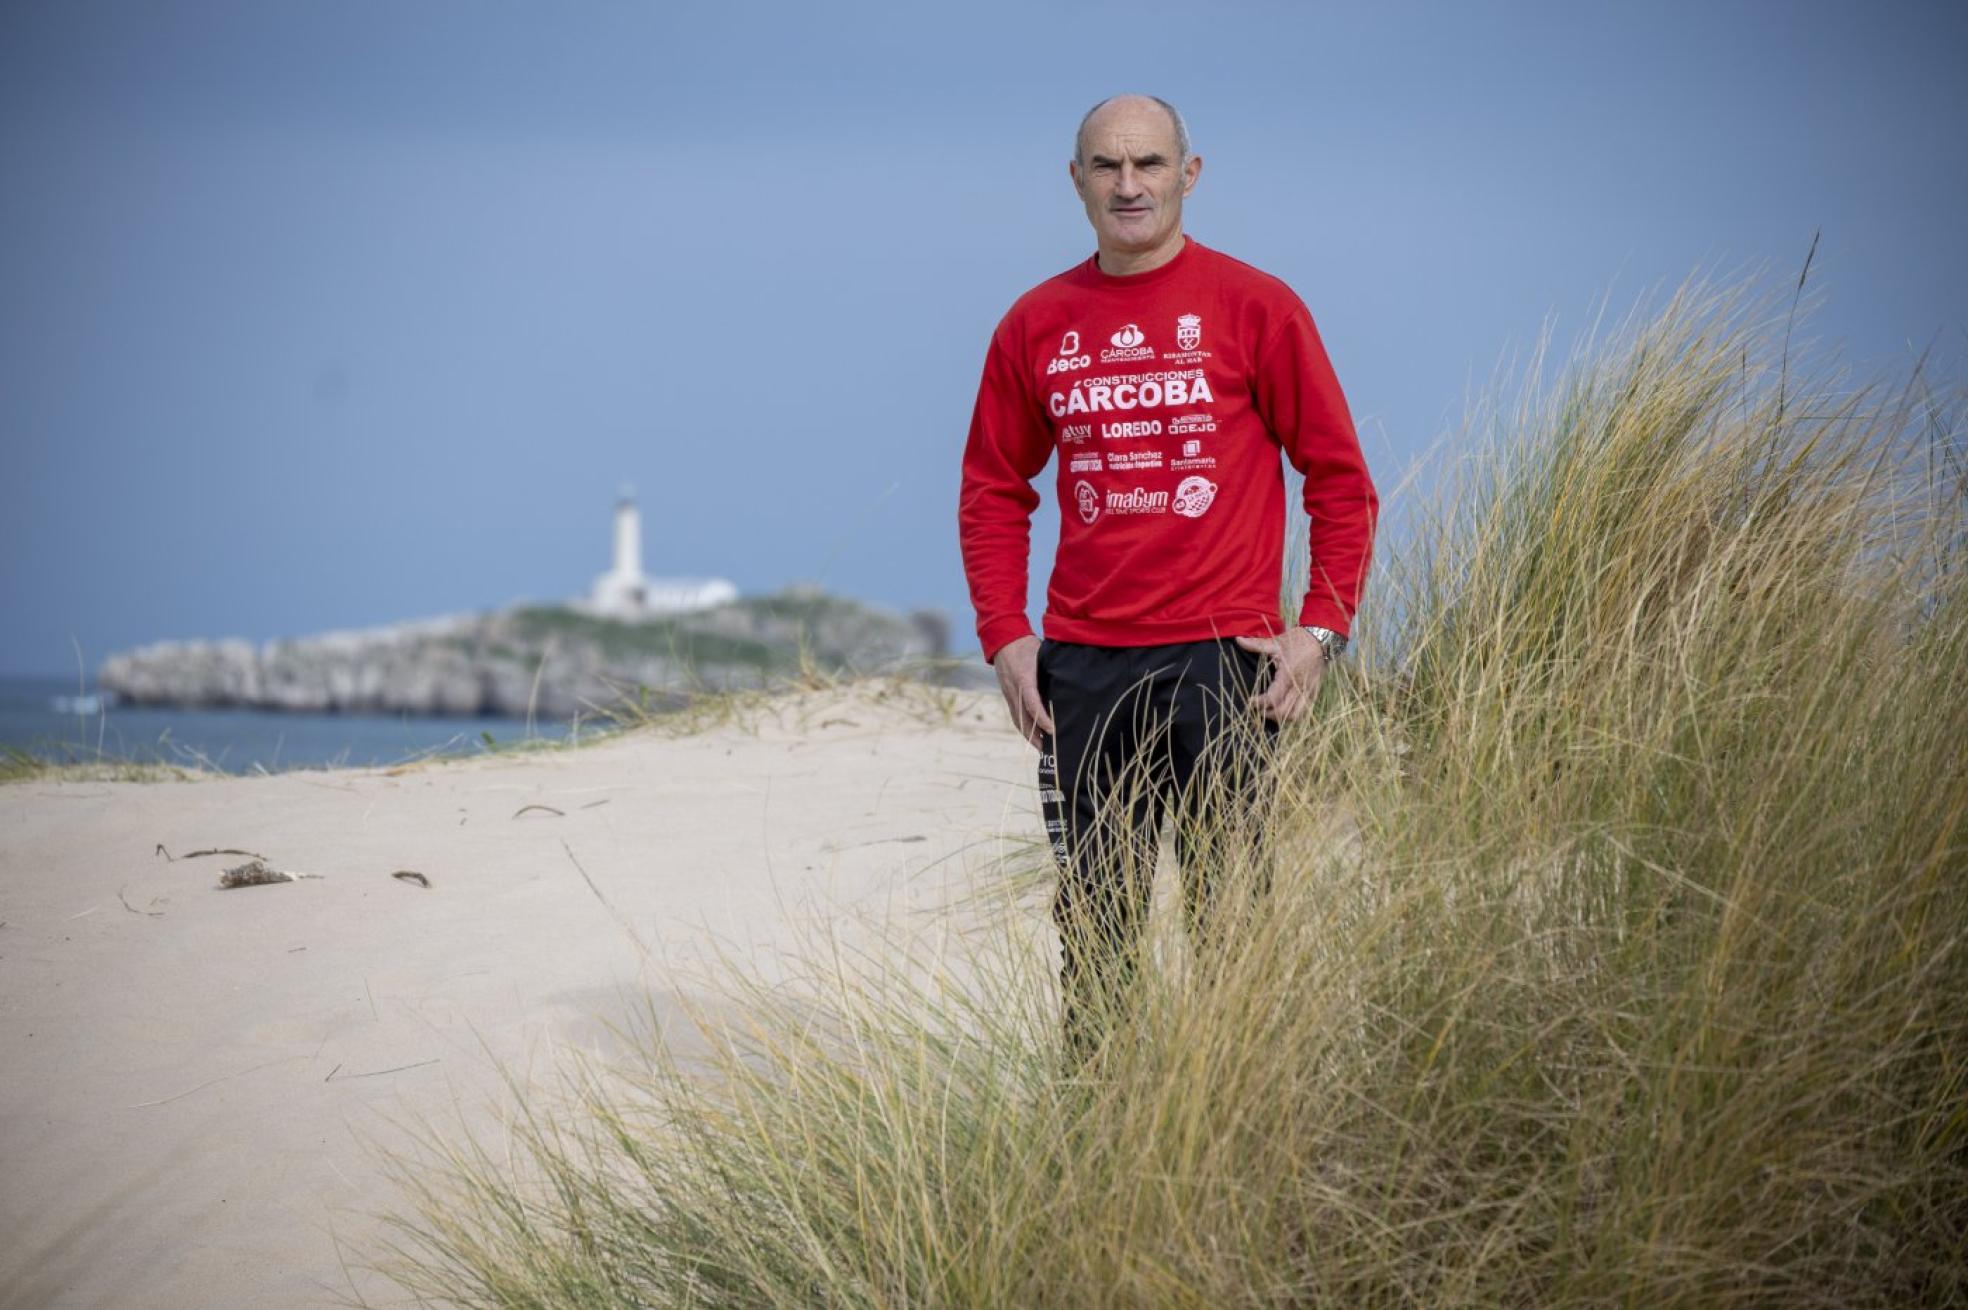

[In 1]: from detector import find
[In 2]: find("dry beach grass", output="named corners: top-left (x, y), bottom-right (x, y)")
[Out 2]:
top-left (3, 265), bottom-right (1961, 1308)
top-left (363, 268), bottom-right (1968, 1307)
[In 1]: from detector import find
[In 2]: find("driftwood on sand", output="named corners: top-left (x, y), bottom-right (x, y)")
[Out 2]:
top-left (217, 858), bottom-right (322, 889)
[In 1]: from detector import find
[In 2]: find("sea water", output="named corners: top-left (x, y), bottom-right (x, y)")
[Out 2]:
top-left (0, 674), bottom-right (595, 774)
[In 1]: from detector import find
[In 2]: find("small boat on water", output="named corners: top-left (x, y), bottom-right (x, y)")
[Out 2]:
top-left (49, 693), bottom-right (108, 715)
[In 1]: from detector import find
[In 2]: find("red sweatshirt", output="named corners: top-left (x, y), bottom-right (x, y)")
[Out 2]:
top-left (958, 236), bottom-right (1378, 663)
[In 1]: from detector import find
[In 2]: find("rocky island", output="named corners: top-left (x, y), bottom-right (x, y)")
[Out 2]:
top-left (96, 491), bottom-right (964, 720)
top-left (96, 589), bottom-right (954, 720)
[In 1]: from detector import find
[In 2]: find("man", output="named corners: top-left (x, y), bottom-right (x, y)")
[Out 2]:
top-left (957, 94), bottom-right (1378, 1062)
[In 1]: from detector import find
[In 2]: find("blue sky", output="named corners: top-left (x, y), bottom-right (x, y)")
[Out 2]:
top-left (3, 0), bottom-right (1963, 674)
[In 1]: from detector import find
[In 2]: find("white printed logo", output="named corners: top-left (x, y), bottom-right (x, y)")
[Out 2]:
top-left (1050, 373), bottom-right (1215, 417)
top-left (1110, 324), bottom-right (1145, 348)
top-left (1075, 480), bottom-right (1100, 524)
top-left (1172, 475), bottom-right (1218, 518)
top-left (1171, 436), bottom-right (1216, 470)
top-left (1059, 330), bottom-right (1080, 355)
top-left (1068, 450), bottom-right (1103, 473)
top-left (1106, 486), bottom-right (1170, 515)
top-left (1176, 313), bottom-right (1202, 350)
top-left (1060, 422), bottom-right (1092, 443)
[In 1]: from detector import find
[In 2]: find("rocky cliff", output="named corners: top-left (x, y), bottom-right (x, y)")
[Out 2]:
top-left (97, 590), bottom-right (957, 719)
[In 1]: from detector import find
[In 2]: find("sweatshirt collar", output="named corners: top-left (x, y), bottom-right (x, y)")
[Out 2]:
top-left (1080, 234), bottom-right (1198, 290)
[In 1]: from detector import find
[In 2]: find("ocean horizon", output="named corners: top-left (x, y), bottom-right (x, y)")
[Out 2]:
top-left (0, 673), bottom-right (590, 774)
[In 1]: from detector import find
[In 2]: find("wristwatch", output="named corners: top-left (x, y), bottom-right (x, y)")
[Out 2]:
top-left (1302, 625), bottom-right (1348, 663)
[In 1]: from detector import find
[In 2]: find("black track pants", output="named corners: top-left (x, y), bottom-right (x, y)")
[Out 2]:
top-left (1035, 636), bottom-right (1281, 1063)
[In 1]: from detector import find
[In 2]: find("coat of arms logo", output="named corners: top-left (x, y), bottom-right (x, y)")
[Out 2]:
top-left (1175, 313), bottom-right (1202, 351)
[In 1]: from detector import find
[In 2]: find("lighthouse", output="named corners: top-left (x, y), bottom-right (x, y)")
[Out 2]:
top-left (586, 486), bottom-right (738, 618)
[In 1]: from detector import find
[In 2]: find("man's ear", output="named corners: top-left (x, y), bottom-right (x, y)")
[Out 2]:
top-left (1068, 158), bottom-right (1084, 198)
top-left (1181, 153), bottom-right (1203, 197)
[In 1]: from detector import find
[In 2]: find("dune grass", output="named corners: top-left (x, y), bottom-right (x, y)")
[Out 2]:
top-left (0, 744), bottom-right (203, 784)
top-left (361, 272), bottom-right (1968, 1308)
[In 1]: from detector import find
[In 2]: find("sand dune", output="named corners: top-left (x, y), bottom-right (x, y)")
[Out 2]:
top-left (0, 684), bottom-right (1036, 1308)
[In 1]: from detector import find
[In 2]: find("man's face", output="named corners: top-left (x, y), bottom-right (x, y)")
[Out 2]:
top-left (1070, 98), bottom-right (1202, 256)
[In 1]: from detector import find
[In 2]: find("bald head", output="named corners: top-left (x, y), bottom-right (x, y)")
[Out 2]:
top-left (1075, 94), bottom-right (1190, 166)
top-left (1068, 93), bottom-right (1202, 273)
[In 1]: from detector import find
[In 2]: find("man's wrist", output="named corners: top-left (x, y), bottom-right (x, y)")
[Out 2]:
top-left (980, 622), bottom-right (1036, 665)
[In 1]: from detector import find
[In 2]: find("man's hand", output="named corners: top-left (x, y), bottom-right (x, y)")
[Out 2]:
top-left (1235, 628), bottom-right (1328, 723)
top-left (991, 635), bottom-right (1056, 749)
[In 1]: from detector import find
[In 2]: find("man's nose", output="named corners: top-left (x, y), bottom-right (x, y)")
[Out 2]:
top-left (1115, 163), bottom-right (1142, 196)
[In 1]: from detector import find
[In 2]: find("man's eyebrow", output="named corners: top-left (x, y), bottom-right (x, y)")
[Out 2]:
top-left (1087, 151), bottom-right (1169, 167)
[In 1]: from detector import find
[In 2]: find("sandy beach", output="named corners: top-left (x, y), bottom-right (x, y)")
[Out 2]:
top-left (0, 684), bottom-right (1035, 1308)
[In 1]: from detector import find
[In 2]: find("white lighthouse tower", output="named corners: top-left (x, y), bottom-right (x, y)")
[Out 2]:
top-left (589, 486), bottom-right (648, 615)
top-left (586, 485), bottom-right (738, 618)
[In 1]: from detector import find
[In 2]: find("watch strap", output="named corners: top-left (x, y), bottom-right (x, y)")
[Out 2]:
top-left (1302, 625), bottom-right (1348, 661)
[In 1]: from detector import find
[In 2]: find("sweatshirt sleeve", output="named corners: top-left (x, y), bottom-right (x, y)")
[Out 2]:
top-left (1253, 299), bottom-right (1379, 636)
top-left (958, 321), bottom-right (1054, 663)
